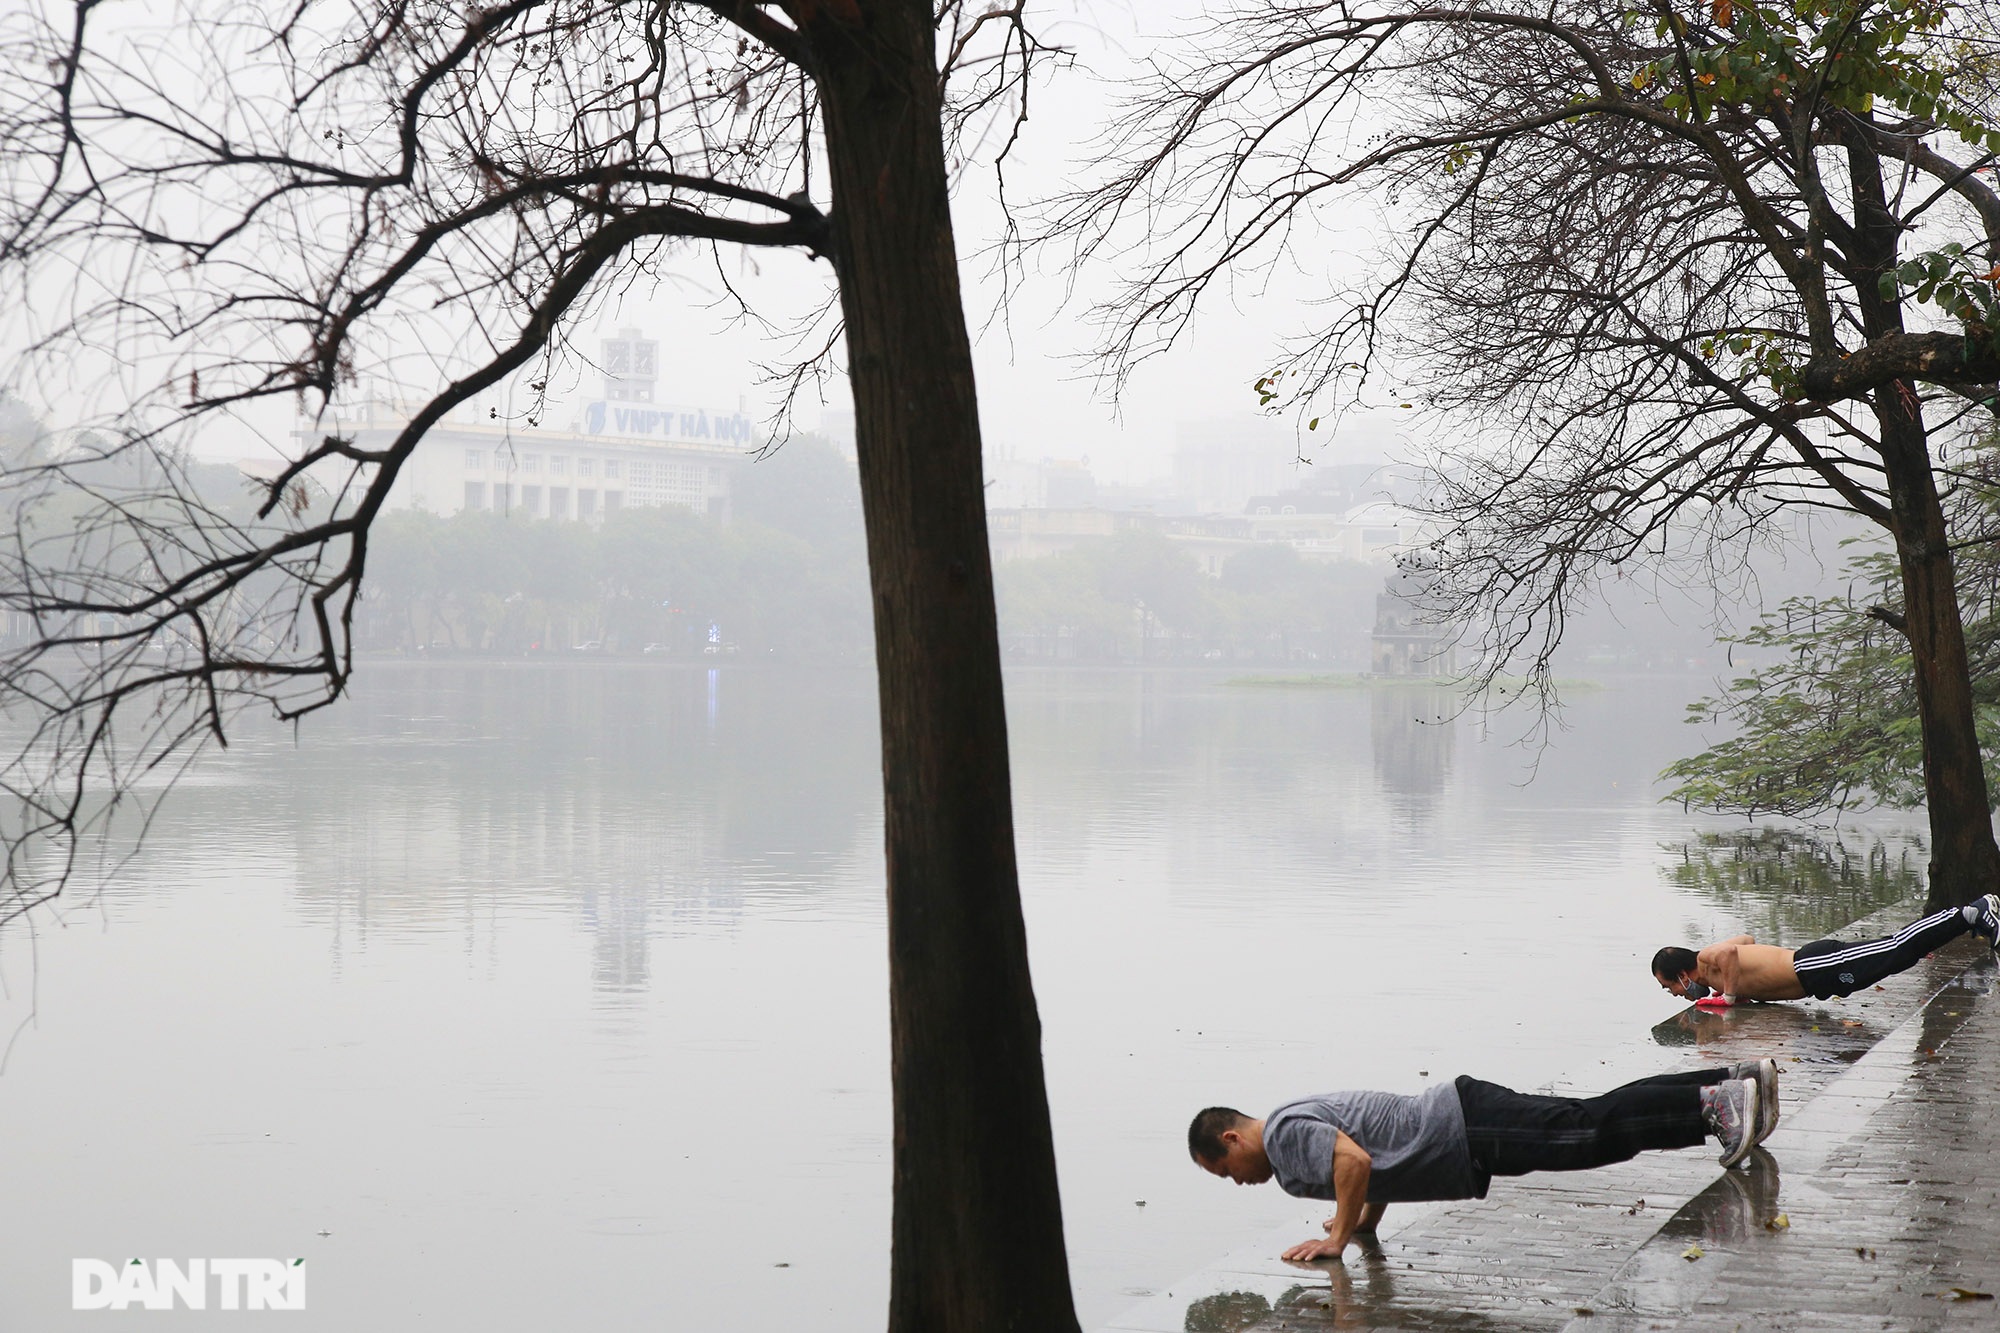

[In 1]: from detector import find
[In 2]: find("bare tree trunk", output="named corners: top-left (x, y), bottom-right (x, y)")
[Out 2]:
top-left (811, 5), bottom-right (1080, 1331)
top-left (1880, 414), bottom-right (2000, 909)
top-left (1847, 136), bottom-right (2000, 911)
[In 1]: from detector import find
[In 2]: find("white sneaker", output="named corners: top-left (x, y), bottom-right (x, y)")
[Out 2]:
top-left (1702, 1077), bottom-right (1759, 1168)
top-left (1727, 1058), bottom-right (1780, 1144)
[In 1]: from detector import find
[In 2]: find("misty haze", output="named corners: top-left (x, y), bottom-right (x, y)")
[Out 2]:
top-left (4, 2), bottom-right (1997, 1332)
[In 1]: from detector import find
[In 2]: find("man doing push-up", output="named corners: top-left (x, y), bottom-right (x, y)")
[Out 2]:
top-left (1652, 893), bottom-right (2000, 1007)
top-left (1190, 1060), bottom-right (1778, 1262)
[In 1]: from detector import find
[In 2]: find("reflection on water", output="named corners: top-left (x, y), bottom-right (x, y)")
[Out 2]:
top-left (1663, 828), bottom-right (1926, 944)
top-left (1185, 1263), bottom-right (1521, 1333)
top-left (1917, 955), bottom-right (1996, 1054)
top-left (1651, 997), bottom-right (1888, 1058)
top-left (1671, 1148), bottom-right (1790, 1248)
top-left (1692, 1148), bottom-right (1784, 1247)
top-left (1369, 686), bottom-right (1455, 809)
top-left (1185, 1289), bottom-right (1276, 1332)
top-left (123, 664), bottom-right (881, 1000)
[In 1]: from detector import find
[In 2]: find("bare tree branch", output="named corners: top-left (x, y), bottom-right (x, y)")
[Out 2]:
top-left (0, 0), bottom-right (1042, 925)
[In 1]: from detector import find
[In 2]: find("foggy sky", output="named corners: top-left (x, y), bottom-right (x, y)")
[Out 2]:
top-left (137, 0), bottom-right (1415, 487)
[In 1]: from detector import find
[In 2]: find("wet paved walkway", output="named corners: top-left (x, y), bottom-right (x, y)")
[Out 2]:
top-left (1104, 899), bottom-right (1999, 1333)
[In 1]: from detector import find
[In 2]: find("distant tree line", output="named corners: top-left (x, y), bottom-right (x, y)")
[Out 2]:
top-left (355, 436), bottom-right (870, 659)
top-left (357, 504), bottom-right (865, 657)
top-left (996, 530), bottom-right (1383, 665)
top-left (354, 458), bottom-right (1390, 665)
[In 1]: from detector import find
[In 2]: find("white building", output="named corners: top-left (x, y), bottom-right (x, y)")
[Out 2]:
top-left (294, 330), bottom-right (752, 520)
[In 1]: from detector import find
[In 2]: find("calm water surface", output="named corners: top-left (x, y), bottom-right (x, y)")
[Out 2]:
top-left (0, 666), bottom-right (1919, 1330)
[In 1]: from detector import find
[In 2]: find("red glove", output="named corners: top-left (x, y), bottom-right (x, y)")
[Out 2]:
top-left (1694, 993), bottom-right (1736, 1010)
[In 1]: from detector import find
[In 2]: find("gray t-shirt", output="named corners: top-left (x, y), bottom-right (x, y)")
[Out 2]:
top-left (1263, 1082), bottom-right (1486, 1203)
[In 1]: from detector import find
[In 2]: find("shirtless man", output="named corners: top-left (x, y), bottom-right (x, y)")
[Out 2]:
top-left (1653, 893), bottom-right (2000, 1006)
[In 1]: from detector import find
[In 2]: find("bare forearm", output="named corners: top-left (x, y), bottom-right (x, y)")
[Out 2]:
top-left (1325, 1190), bottom-right (1366, 1251)
top-left (1282, 1132), bottom-right (1374, 1262)
top-left (1326, 1141), bottom-right (1373, 1249)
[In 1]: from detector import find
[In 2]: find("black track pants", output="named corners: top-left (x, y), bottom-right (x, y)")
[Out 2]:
top-left (1790, 905), bottom-right (1969, 1000)
top-left (1454, 1068), bottom-right (1726, 1176)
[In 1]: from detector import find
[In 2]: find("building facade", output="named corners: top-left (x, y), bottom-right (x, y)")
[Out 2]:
top-left (295, 331), bottom-right (752, 521)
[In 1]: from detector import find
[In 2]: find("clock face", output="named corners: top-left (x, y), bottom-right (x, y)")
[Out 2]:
top-left (602, 338), bottom-right (657, 381)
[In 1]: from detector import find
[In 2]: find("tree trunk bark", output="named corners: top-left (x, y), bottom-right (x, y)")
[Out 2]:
top-left (1845, 135), bottom-right (2000, 911)
top-left (1878, 405), bottom-right (2000, 910)
top-left (809, 6), bottom-right (1081, 1331)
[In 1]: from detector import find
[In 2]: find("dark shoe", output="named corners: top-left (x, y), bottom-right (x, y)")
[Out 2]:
top-left (1702, 1077), bottom-right (1758, 1168)
top-left (1961, 893), bottom-right (2000, 957)
top-left (1727, 1058), bottom-right (1781, 1144)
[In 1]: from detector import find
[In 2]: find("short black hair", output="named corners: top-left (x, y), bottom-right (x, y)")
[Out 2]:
top-left (1188, 1106), bottom-right (1248, 1162)
top-left (1651, 946), bottom-right (1699, 979)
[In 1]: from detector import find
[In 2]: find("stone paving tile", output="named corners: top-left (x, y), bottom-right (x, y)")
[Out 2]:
top-left (1110, 900), bottom-right (1996, 1333)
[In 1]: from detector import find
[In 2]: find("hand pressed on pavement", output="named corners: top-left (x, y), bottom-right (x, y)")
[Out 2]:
top-left (1281, 1236), bottom-right (1347, 1262)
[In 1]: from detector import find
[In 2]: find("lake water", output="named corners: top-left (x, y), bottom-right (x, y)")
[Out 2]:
top-left (0, 665), bottom-right (1922, 1330)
